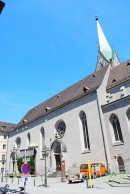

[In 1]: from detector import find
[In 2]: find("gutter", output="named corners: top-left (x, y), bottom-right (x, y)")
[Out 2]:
top-left (12, 90), bottom-right (97, 132)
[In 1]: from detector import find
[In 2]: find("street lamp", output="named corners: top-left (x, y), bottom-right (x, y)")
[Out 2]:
top-left (0, 1), bottom-right (5, 14)
top-left (41, 146), bottom-right (50, 187)
top-left (1, 158), bottom-right (5, 182)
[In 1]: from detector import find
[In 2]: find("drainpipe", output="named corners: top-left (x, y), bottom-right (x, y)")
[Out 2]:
top-left (96, 94), bottom-right (108, 164)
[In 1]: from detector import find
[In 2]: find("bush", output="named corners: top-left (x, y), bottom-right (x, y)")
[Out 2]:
top-left (17, 157), bottom-right (24, 173)
top-left (17, 156), bottom-right (35, 175)
top-left (28, 156), bottom-right (35, 175)
top-left (9, 173), bottom-right (14, 178)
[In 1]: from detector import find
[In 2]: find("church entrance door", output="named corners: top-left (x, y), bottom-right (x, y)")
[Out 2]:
top-left (55, 155), bottom-right (61, 171)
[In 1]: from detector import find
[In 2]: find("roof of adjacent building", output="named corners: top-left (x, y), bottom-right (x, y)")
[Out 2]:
top-left (17, 65), bottom-right (109, 128)
top-left (0, 121), bottom-right (16, 133)
top-left (107, 59), bottom-right (130, 89)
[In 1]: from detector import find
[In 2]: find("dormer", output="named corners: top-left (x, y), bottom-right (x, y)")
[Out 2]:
top-left (120, 86), bottom-right (126, 98)
top-left (1, 126), bottom-right (7, 130)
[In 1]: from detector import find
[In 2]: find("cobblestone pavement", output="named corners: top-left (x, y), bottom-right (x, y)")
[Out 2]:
top-left (0, 175), bottom-right (130, 194)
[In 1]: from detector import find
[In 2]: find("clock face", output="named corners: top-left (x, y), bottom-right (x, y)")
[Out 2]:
top-left (57, 121), bottom-right (66, 138)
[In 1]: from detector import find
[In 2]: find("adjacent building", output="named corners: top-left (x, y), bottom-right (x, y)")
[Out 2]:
top-left (0, 122), bottom-right (16, 174)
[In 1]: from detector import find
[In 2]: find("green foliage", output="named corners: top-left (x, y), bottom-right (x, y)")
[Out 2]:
top-left (9, 173), bottom-right (14, 178)
top-left (111, 172), bottom-right (116, 176)
top-left (28, 155), bottom-right (35, 175)
top-left (16, 156), bottom-right (35, 175)
top-left (17, 157), bottom-right (24, 173)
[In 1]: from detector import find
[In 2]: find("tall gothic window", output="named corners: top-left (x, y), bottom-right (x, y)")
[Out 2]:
top-left (126, 108), bottom-right (130, 133)
top-left (126, 108), bottom-right (130, 121)
top-left (41, 127), bottom-right (45, 149)
top-left (27, 133), bottom-right (31, 146)
top-left (110, 114), bottom-right (123, 142)
top-left (15, 137), bottom-right (21, 148)
top-left (80, 111), bottom-right (90, 150)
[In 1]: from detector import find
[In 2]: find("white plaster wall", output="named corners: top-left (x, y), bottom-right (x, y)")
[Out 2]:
top-left (7, 91), bottom-right (106, 175)
top-left (107, 81), bottom-right (130, 102)
top-left (102, 97), bottom-right (130, 173)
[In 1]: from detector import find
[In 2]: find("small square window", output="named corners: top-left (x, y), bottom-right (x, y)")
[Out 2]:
top-left (1, 126), bottom-right (7, 130)
top-left (2, 154), bottom-right (5, 160)
top-left (3, 144), bottom-right (6, 149)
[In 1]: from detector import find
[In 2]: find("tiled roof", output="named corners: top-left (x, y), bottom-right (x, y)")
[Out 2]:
top-left (0, 121), bottom-right (16, 133)
top-left (17, 65), bottom-right (109, 128)
top-left (107, 59), bottom-right (130, 89)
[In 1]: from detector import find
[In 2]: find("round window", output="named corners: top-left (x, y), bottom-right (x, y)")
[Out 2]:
top-left (56, 121), bottom-right (66, 138)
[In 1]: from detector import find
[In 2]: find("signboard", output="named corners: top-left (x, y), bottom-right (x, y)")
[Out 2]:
top-left (20, 149), bottom-right (34, 157)
top-left (22, 176), bottom-right (31, 182)
top-left (21, 163), bottom-right (31, 175)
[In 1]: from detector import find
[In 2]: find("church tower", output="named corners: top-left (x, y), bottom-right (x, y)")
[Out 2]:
top-left (95, 17), bottom-right (120, 71)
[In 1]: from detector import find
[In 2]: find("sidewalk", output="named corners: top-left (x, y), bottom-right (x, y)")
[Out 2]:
top-left (0, 175), bottom-right (130, 194)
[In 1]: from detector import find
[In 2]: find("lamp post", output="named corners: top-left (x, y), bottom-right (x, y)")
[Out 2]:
top-left (11, 146), bottom-right (20, 175)
top-left (1, 159), bottom-right (5, 182)
top-left (0, 0), bottom-right (5, 14)
top-left (41, 146), bottom-right (50, 187)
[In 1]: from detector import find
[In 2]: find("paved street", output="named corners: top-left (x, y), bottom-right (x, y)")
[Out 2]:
top-left (0, 176), bottom-right (130, 194)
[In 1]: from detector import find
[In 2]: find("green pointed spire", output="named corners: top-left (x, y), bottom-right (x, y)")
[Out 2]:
top-left (96, 17), bottom-right (112, 62)
top-left (95, 17), bottom-right (120, 71)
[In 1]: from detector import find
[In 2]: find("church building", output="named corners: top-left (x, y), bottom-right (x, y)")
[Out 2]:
top-left (6, 18), bottom-right (130, 176)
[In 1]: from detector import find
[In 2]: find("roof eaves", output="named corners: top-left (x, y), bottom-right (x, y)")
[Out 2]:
top-left (15, 89), bottom-right (97, 130)
top-left (107, 76), bottom-right (130, 90)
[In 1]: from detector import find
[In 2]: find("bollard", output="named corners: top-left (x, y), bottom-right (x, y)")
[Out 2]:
top-left (34, 178), bottom-right (35, 186)
top-left (86, 176), bottom-right (88, 188)
top-left (12, 177), bottom-right (13, 184)
top-left (18, 178), bottom-right (19, 185)
top-left (24, 181), bottom-right (26, 194)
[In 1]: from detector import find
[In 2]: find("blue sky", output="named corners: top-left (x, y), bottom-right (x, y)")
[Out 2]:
top-left (0, 0), bottom-right (130, 124)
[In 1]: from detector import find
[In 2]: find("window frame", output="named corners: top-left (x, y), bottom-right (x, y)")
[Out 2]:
top-left (80, 111), bottom-right (90, 152)
top-left (3, 144), bottom-right (6, 149)
top-left (110, 114), bottom-right (124, 145)
top-left (126, 108), bottom-right (130, 134)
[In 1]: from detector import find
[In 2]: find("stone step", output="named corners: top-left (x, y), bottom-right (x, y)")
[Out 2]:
top-left (48, 171), bottom-right (62, 178)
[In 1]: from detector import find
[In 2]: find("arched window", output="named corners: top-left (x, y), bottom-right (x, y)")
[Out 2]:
top-left (15, 137), bottom-right (21, 148)
top-left (110, 114), bottom-right (123, 142)
top-left (126, 108), bottom-right (130, 134)
top-left (79, 111), bottom-right (90, 150)
top-left (117, 156), bottom-right (125, 172)
top-left (41, 127), bottom-right (45, 149)
top-left (27, 133), bottom-right (31, 146)
top-left (126, 108), bottom-right (130, 121)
